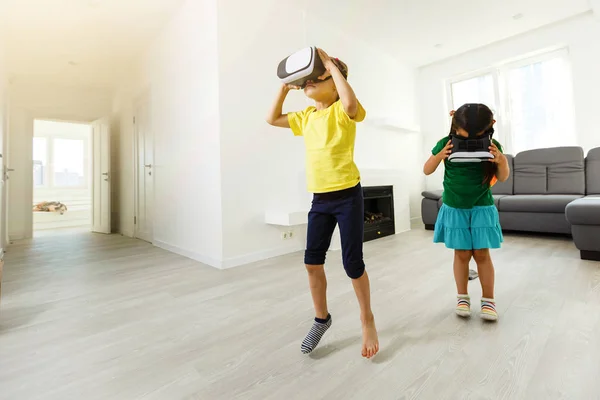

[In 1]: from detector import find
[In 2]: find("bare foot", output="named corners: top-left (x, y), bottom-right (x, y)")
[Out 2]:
top-left (361, 316), bottom-right (379, 359)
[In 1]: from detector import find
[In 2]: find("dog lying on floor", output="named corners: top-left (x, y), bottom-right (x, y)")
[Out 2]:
top-left (33, 201), bottom-right (68, 215)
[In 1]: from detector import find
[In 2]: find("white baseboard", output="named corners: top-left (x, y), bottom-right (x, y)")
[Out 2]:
top-left (220, 244), bottom-right (303, 270)
top-left (121, 229), bottom-right (135, 238)
top-left (153, 239), bottom-right (223, 269)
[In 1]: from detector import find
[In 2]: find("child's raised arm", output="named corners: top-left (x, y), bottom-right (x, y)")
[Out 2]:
top-left (317, 48), bottom-right (358, 119)
top-left (266, 84), bottom-right (299, 128)
top-left (424, 140), bottom-right (453, 175)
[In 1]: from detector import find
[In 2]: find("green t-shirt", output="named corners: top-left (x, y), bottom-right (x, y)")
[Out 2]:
top-left (432, 136), bottom-right (504, 209)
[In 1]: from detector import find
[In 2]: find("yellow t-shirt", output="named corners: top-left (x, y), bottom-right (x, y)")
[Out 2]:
top-left (288, 100), bottom-right (366, 193)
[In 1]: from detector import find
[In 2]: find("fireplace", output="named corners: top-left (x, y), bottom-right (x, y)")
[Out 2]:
top-left (363, 186), bottom-right (395, 242)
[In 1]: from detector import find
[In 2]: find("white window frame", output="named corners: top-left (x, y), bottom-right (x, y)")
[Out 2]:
top-left (445, 47), bottom-right (574, 154)
top-left (32, 136), bottom-right (50, 188)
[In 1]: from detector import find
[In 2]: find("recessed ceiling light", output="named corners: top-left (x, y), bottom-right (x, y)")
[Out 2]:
top-left (434, 44), bottom-right (443, 49)
top-left (68, 61), bottom-right (79, 66)
top-left (513, 13), bottom-right (524, 20)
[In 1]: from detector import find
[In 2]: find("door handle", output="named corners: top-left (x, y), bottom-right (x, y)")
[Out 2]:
top-left (7, 169), bottom-right (14, 172)
top-left (144, 164), bottom-right (152, 168)
top-left (102, 172), bottom-right (110, 182)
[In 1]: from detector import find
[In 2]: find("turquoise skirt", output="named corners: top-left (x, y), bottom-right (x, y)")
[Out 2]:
top-left (434, 204), bottom-right (503, 250)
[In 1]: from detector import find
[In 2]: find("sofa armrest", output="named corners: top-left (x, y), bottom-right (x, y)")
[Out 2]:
top-left (422, 190), bottom-right (443, 201)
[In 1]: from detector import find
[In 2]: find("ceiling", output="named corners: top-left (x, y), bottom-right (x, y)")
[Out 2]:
top-left (0, 0), bottom-right (185, 89)
top-left (305, 0), bottom-right (593, 66)
top-left (0, 0), bottom-right (593, 89)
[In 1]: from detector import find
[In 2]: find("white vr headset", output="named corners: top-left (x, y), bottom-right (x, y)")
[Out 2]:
top-left (277, 46), bottom-right (326, 88)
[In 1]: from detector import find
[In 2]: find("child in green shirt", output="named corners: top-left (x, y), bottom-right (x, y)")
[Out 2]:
top-left (423, 104), bottom-right (510, 321)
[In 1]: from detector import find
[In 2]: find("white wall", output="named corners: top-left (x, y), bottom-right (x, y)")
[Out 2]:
top-left (0, 44), bottom-right (8, 250)
top-left (350, 51), bottom-right (422, 224)
top-left (419, 12), bottom-right (600, 191)
top-left (7, 81), bottom-right (112, 239)
top-left (113, 0), bottom-right (223, 265)
top-left (215, 1), bottom-right (422, 267)
top-left (216, 0), bottom-right (308, 267)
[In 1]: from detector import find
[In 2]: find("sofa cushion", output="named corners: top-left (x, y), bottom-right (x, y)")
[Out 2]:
top-left (493, 195), bottom-right (506, 208)
top-left (513, 147), bottom-right (585, 195)
top-left (422, 190), bottom-right (443, 201)
top-left (491, 154), bottom-right (514, 195)
top-left (497, 195), bottom-right (583, 213)
top-left (586, 148), bottom-right (600, 195)
top-left (566, 197), bottom-right (600, 225)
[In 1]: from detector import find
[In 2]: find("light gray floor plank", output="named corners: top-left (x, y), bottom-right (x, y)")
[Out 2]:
top-left (0, 228), bottom-right (598, 400)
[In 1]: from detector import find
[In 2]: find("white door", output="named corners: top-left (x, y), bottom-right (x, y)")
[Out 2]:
top-left (134, 98), bottom-right (153, 243)
top-left (91, 118), bottom-right (111, 234)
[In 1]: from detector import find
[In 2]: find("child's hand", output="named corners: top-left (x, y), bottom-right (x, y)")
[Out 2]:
top-left (317, 48), bottom-right (334, 69)
top-left (437, 140), bottom-right (453, 160)
top-left (283, 83), bottom-right (301, 91)
top-left (488, 143), bottom-right (505, 163)
top-left (317, 48), bottom-right (336, 79)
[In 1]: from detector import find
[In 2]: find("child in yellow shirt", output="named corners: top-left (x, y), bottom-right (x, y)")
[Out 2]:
top-left (266, 48), bottom-right (379, 359)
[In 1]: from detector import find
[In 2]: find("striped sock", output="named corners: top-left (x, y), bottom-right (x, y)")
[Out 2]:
top-left (301, 314), bottom-right (332, 354)
top-left (456, 294), bottom-right (471, 317)
top-left (481, 298), bottom-right (498, 321)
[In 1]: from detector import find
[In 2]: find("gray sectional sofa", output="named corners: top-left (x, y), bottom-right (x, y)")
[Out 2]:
top-left (422, 146), bottom-right (600, 261)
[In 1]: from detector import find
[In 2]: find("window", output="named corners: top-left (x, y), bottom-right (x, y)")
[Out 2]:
top-left (448, 50), bottom-right (576, 154)
top-left (505, 56), bottom-right (576, 152)
top-left (32, 120), bottom-right (91, 189)
top-left (53, 139), bottom-right (85, 187)
top-left (451, 74), bottom-right (497, 114)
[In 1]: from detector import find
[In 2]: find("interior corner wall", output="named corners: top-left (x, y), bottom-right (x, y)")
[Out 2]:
top-left (113, 0), bottom-right (223, 267)
top-left (419, 12), bottom-right (600, 191)
top-left (7, 82), bottom-right (113, 240)
top-left (110, 88), bottom-right (134, 236)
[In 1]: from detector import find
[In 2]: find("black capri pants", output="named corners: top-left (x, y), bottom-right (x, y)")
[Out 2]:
top-left (304, 183), bottom-right (365, 279)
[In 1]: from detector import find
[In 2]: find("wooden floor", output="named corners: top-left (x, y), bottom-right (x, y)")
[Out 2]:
top-left (1, 228), bottom-right (600, 400)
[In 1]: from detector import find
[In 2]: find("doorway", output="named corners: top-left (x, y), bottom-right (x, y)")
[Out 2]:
top-left (32, 120), bottom-right (92, 234)
top-left (30, 118), bottom-right (112, 237)
top-left (134, 96), bottom-right (154, 243)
